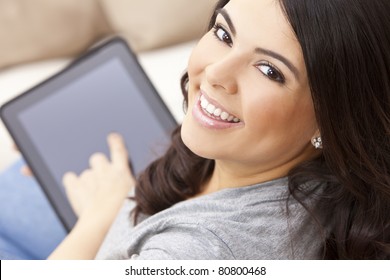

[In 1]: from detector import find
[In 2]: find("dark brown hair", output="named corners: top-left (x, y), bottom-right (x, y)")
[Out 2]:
top-left (133, 0), bottom-right (390, 259)
top-left (282, 0), bottom-right (390, 259)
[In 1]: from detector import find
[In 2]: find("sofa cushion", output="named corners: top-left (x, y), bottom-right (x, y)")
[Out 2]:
top-left (100, 0), bottom-right (217, 51)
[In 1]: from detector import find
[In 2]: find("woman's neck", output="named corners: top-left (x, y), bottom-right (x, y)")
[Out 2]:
top-left (199, 148), bottom-right (320, 196)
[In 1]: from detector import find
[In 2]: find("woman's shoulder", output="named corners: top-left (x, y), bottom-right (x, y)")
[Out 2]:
top-left (97, 177), bottom-right (325, 259)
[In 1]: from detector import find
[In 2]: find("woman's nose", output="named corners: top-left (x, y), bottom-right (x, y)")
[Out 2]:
top-left (205, 54), bottom-right (239, 94)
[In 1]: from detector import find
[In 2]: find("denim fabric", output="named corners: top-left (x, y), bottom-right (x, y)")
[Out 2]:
top-left (0, 159), bottom-right (66, 259)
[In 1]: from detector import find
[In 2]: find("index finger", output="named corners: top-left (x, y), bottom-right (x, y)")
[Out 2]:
top-left (107, 133), bottom-right (129, 169)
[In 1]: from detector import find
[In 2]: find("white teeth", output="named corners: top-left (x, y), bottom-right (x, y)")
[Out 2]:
top-left (221, 112), bottom-right (229, 120)
top-left (200, 98), bottom-right (208, 109)
top-left (206, 104), bottom-right (216, 114)
top-left (214, 108), bottom-right (222, 117)
top-left (200, 94), bottom-right (240, 123)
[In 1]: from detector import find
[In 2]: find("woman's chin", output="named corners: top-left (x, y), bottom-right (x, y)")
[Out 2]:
top-left (181, 119), bottom-right (214, 160)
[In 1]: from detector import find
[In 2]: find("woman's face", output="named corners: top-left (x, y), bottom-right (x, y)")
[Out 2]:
top-left (181, 0), bottom-right (318, 183)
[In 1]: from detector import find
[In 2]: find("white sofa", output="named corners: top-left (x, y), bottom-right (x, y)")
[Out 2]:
top-left (0, 41), bottom-right (195, 172)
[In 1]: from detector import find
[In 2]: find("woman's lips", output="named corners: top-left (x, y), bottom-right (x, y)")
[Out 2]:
top-left (192, 92), bottom-right (244, 129)
top-left (200, 94), bottom-right (241, 123)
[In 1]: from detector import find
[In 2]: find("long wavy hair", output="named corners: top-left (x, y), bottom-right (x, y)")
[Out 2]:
top-left (133, 0), bottom-right (390, 259)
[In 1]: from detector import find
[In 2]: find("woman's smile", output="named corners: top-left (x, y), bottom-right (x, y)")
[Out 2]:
top-left (192, 90), bottom-right (243, 130)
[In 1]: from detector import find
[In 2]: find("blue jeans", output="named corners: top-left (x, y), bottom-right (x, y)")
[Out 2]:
top-left (0, 159), bottom-right (66, 259)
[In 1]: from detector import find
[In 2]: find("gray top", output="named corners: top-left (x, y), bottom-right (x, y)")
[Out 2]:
top-left (96, 177), bottom-right (324, 259)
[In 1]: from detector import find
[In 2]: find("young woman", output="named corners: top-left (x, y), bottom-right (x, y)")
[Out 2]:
top-left (4, 0), bottom-right (390, 260)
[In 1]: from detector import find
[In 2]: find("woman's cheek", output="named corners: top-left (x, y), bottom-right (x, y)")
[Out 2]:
top-left (187, 33), bottom-right (215, 78)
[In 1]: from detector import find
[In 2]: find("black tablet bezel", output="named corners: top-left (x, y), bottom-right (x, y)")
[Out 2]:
top-left (0, 37), bottom-right (178, 232)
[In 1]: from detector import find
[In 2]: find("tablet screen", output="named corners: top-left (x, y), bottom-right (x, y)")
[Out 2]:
top-left (1, 38), bottom-right (177, 231)
top-left (19, 58), bottom-right (168, 189)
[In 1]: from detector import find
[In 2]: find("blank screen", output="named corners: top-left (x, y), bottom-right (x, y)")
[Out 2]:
top-left (18, 58), bottom-right (170, 191)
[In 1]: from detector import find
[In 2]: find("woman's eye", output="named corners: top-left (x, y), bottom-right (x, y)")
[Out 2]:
top-left (257, 63), bottom-right (285, 83)
top-left (213, 24), bottom-right (232, 46)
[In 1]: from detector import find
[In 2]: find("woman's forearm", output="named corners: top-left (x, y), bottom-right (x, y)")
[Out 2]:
top-left (48, 196), bottom-right (126, 260)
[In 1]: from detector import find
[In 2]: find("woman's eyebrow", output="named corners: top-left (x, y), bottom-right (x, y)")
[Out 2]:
top-left (255, 47), bottom-right (300, 81)
top-left (216, 8), bottom-right (300, 81)
top-left (216, 8), bottom-right (236, 36)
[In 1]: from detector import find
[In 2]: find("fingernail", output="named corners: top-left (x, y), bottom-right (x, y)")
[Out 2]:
top-left (109, 132), bottom-right (117, 138)
top-left (109, 132), bottom-right (122, 141)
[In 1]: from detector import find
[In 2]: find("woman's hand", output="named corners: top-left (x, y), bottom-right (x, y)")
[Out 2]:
top-left (62, 133), bottom-right (135, 218)
top-left (48, 133), bottom-right (135, 259)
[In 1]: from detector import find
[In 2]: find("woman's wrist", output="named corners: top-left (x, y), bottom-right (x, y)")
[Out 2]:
top-left (77, 192), bottom-right (128, 231)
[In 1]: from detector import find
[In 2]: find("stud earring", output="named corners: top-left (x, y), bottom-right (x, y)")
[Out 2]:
top-left (311, 136), bottom-right (323, 149)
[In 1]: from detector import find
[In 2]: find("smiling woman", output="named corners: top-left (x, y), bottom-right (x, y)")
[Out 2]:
top-left (132, 0), bottom-right (390, 259)
top-left (181, 0), bottom-right (317, 190)
top-left (5, 0), bottom-right (389, 260)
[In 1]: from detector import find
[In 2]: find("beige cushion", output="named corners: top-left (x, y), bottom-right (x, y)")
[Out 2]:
top-left (0, 0), bottom-right (217, 69)
top-left (0, 0), bottom-right (109, 68)
top-left (100, 0), bottom-right (218, 51)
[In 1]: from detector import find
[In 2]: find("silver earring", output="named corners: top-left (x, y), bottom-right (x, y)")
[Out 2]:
top-left (311, 136), bottom-right (323, 149)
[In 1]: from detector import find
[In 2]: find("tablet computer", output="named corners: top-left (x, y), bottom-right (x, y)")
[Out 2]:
top-left (0, 37), bottom-right (178, 232)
